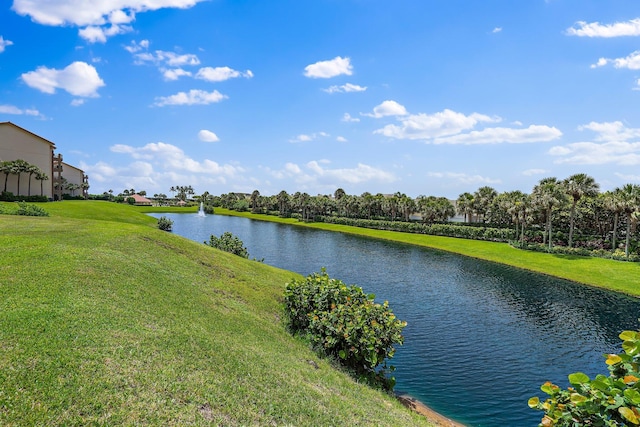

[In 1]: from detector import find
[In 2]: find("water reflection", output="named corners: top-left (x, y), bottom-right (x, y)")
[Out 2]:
top-left (150, 213), bottom-right (640, 426)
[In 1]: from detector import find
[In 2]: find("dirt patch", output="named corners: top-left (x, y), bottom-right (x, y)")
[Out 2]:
top-left (396, 394), bottom-right (465, 427)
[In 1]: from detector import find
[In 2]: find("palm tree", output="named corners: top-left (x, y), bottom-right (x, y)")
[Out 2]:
top-left (26, 164), bottom-right (41, 196)
top-left (1, 160), bottom-right (13, 193)
top-left (250, 190), bottom-right (260, 213)
top-left (277, 190), bottom-right (290, 217)
top-left (563, 173), bottom-right (599, 248)
top-left (11, 159), bottom-right (30, 197)
top-left (604, 190), bottom-right (624, 250)
top-left (472, 186), bottom-right (497, 223)
top-left (614, 184), bottom-right (640, 257)
top-left (532, 177), bottom-right (567, 250)
top-left (456, 192), bottom-right (474, 222)
top-left (35, 171), bottom-right (49, 197)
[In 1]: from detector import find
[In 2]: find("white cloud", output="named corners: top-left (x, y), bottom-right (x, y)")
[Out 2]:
top-left (12, 0), bottom-right (206, 43)
top-left (288, 132), bottom-right (329, 143)
top-left (363, 100), bottom-right (408, 118)
top-left (336, 136), bottom-right (347, 142)
top-left (133, 50), bottom-right (200, 67)
top-left (0, 104), bottom-right (42, 117)
top-left (615, 172), bottom-right (640, 182)
top-left (306, 160), bottom-right (395, 184)
top-left (198, 129), bottom-right (219, 142)
top-left (578, 121), bottom-right (640, 141)
top-left (342, 113), bottom-right (360, 122)
top-left (550, 141), bottom-right (640, 165)
top-left (427, 172), bottom-right (501, 185)
top-left (567, 18), bottom-right (640, 37)
top-left (195, 66), bottom-right (253, 82)
top-left (522, 168), bottom-right (549, 176)
top-left (21, 61), bottom-right (105, 97)
top-left (550, 121), bottom-right (640, 165)
top-left (374, 108), bottom-right (499, 140)
top-left (162, 68), bottom-right (192, 81)
top-left (79, 24), bottom-right (132, 43)
top-left (70, 99), bottom-right (85, 107)
top-left (591, 51), bottom-right (640, 70)
top-left (153, 89), bottom-right (227, 106)
top-left (432, 125), bottom-right (562, 145)
top-left (0, 36), bottom-right (13, 53)
top-left (304, 56), bottom-right (353, 78)
top-left (124, 39), bottom-right (149, 53)
top-left (323, 83), bottom-right (367, 93)
top-left (492, 27), bottom-right (502, 33)
top-left (109, 141), bottom-right (242, 175)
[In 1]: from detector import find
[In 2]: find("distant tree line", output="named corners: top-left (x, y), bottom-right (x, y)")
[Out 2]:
top-left (210, 174), bottom-right (640, 261)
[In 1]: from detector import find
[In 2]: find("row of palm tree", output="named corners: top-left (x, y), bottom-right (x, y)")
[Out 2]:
top-left (0, 159), bottom-right (49, 197)
top-left (210, 173), bottom-right (640, 257)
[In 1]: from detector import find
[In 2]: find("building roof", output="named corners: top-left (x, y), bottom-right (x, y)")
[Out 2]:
top-left (0, 121), bottom-right (57, 149)
top-left (130, 194), bottom-right (153, 204)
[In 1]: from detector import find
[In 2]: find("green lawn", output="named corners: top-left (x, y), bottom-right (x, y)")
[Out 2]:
top-left (207, 208), bottom-right (640, 297)
top-left (0, 201), bottom-right (431, 426)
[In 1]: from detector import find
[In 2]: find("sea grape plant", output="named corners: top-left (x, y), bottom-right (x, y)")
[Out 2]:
top-left (283, 269), bottom-right (407, 389)
top-left (529, 329), bottom-right (640, 426)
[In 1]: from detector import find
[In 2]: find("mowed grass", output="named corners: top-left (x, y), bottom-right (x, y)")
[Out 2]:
top-left (210, 208), bottom-right (640, 297)
top-left (0, 201), bottom-right (431, 426)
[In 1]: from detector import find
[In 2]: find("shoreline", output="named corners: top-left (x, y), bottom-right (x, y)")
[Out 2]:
top-left (396, 394), bottom-right (466, 427)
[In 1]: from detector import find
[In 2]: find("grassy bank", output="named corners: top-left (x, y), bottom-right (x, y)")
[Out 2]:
top-left (197, 208), bottom-right (640, 297)
top-left (0, 201), bottom-right (431, 426)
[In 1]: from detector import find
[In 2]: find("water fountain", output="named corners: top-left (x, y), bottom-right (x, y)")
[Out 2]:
top-left (197, 201), bottom-right (206, 217)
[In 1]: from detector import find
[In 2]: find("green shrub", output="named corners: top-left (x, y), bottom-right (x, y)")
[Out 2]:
top-left (283, 269), bottom-right (406, 389)
top-left (157, 216), bottom-right (173, 232)
top-left (15, 202), bottom-right (48, 217)
top-left (529, 329), bottom-right (640, 426)
top-left (205, 232), bottom-right (249, 258)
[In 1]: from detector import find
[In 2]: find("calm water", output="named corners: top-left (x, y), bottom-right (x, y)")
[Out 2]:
top-left (151, 213), bottom-right (640, 426)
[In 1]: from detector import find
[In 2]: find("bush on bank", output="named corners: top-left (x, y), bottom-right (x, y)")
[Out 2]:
top-left (283, 269), bottom-right (406, 390)
top-left (529, 329), bottom-right (640, 426)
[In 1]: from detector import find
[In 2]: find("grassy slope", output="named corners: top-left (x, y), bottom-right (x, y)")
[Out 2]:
top-left (201, 208), bottom-right (640, 297)
top-left (0, 201), bottom-right (431, 426)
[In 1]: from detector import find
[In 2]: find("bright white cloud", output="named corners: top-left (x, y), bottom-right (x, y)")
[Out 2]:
top-left (336, 136), bottom-right (347, 142)
top-left (591, 51), bottom-right (640, 70)
top-left (0, 104), bottom-right (43, 117)
top-left (342, 113), bottom-right (360, 123)
top-left (133, 50), bottom-right (200, 67)
top-left (323, 83), bottom-right (367, 93)
top-left (427, 172), bottom-right (501, 185)
top-left (550, 121), bottom-right (640, 165)
top-left (304, 56), bottom-right (353, 78)
top-left (21, 61), bottom-right (105, 97)
top-left (198, 129), bottom-right (220, 142)
top-left (306, 161), bottom-right (395, 184)
top-left (567, 18), bottom-right (640, 37)
top-left (550, 141), bottom-right (640, 165)
top-left (492, 27), bottom-right (502, 33)
top-left (432, 125), bottom-right (562, 145)
top-left (288, 132), bottom-right (329, 143)
top-left (12, 0), bottom-right (205, 43)
top-left (110, 141), bottom-right (242, 175)
top-left (0, 36), bottom-right (13, 53)
top-left (195, 66), bottom-right (253, 82)
top-left (578, 121), bottom-right (640, 141)
top-left (522, 168), bottom-right (549, 176)
top-left (374, 108), bottom-right (499, 140)
top-left (79, 24), bottom-right (132, 43)
top-left (363, 100), bottom-right (408, 118)
top-left (162, 68), bottom-right (192, 81)
top-left (153, 89), bottom-right (227, 106)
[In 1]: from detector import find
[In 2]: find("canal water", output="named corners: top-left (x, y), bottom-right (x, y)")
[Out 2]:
top-left (150, 213), bottom-right (640, 426)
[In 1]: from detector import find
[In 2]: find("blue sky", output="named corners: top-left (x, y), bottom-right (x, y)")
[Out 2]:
top-left (2, 0), bottom-right (640, 198)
